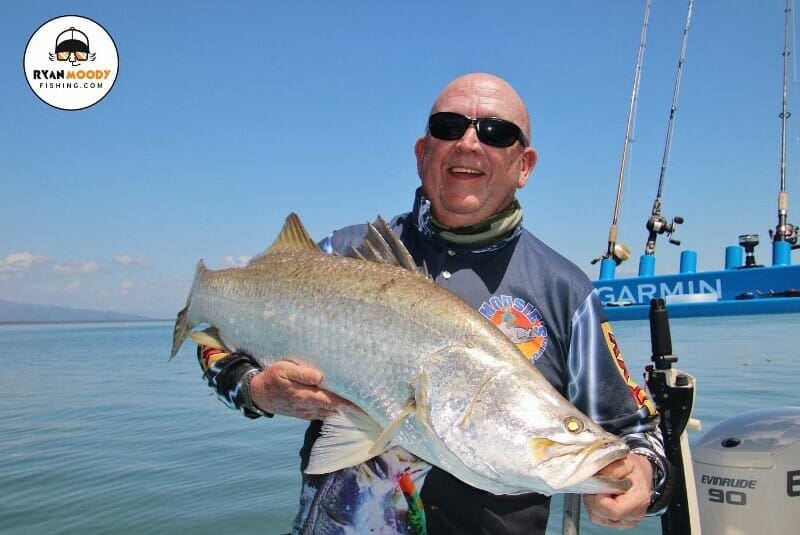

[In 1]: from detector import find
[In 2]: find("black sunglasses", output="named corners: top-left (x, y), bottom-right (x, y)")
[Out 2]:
top-left (428, 112), bottom-right (529, 148)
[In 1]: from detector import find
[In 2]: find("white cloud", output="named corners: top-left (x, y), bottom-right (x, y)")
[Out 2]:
top-left (120, 279), bottom-right (134, 295)
top-left (0, 250), bottom-right (178, 318)
top-left (0, 252), bottom-right (47, 278)
top-left (113, 254), bottom-right (152, 268)
top-left (224, 255), bottom-right (251, 267)
top-left (52, 260), bottom-right (100, 275)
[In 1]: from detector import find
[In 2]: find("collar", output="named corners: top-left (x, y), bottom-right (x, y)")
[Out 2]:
top-left (412, 188), bottom-right (523, 252)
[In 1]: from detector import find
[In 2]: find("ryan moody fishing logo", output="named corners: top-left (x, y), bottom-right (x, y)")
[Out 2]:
top-left (23, 15), bottom-right (118, 110)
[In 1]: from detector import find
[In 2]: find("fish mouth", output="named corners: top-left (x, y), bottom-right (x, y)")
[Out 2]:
top-left (528, 436), bottom-right (630, 491)
top-left (581, 437), bottom-right (631, 471)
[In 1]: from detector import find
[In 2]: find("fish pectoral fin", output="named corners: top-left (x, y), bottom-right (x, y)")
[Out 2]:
top-left (305, 401), bottom-right (417, 475)
top-left (188, 326), bottom-right (229, 351)
top-left (305, 407), bottom-right (385, 475)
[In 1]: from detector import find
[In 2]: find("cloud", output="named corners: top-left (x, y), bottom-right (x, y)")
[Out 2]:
top-left (52, 260), bottom-right (100, 275)
top-left (113, 254), bottom-right (152, 268)
top-left (224, 255), bottom-right (251, 267)
top-left (120, 279), bottom-right (134, 295)
top-left (0, 252), bottom-right (48, 279)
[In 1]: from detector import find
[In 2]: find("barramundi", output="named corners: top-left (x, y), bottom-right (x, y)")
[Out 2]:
top-left (171, 213), bottom-right (631, 496)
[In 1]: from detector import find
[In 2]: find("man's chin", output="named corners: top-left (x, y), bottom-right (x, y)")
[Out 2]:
top-left (434, 207), bottom-right (486, 228)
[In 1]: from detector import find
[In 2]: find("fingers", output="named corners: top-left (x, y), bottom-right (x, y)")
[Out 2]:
top-left (585, 453), bottom-right (652, 529)
top-left (276, 360), bottom-right (325, 386)
top-left (596, 457), bottom-right (634, 481)
top-left (584, 494), bottom-right (642, 529)
top-left (251, 361), bottom-right (347, 421)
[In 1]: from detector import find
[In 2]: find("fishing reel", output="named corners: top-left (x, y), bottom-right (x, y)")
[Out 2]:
top-left (645, 214), bottom-right (684, 255)
top-left (590, 242), bottom-right (631, 265)
top-left (768, 222), bottom-right (800, 248)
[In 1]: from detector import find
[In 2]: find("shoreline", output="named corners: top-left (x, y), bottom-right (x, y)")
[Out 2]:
top-left (0, 318), bottom-right (171, 326)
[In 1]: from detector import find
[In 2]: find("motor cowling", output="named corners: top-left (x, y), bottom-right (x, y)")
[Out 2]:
top-left (693, 407), bottom-right (800, 534)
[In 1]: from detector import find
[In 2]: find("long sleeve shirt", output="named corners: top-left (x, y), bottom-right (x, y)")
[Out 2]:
top-left (198, 194), bottom-right (667, 534)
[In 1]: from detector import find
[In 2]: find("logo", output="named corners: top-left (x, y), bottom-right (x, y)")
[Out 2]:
top-left (23, 15), bottom-right (118, 110)
top-left (601, 322), bottom-right (656, 414)
top-left (479, 295), bottom-right (548, 361)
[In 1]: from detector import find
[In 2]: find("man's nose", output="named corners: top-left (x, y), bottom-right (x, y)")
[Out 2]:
top-left (456, 124), bottom-right (481, 151)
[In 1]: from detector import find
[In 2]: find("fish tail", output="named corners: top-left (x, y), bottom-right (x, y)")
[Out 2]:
top-left (170, 260), bottom-right (206, 360)
top-left (399, 473), bottom-right (427, 535)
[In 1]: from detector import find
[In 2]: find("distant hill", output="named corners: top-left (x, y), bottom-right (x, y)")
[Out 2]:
top-left (0, 299), bottom-right (155, 323)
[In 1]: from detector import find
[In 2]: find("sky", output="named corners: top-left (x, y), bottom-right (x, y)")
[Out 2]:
top-left (3, 1), bottom-right (799, 318)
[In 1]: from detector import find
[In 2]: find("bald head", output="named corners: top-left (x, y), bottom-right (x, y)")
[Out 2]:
top-left (414, 72), bottom-right (538, 229)
top-left (430, 73), bottom-right (531, 144)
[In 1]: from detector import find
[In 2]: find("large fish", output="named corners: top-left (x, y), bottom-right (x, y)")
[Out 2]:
top-left (171, 213), bottom-right (631, 496)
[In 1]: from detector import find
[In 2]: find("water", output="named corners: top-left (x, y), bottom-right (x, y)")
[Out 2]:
top-left (1, 315), bottom-right (798, 534)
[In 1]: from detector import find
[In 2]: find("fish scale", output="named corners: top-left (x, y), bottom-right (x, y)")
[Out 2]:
top-left (214, 254), bottom-right (443, 409)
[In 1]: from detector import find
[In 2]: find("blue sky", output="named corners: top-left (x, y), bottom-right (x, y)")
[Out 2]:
top-left (3, 1), bottom-right (798, 318)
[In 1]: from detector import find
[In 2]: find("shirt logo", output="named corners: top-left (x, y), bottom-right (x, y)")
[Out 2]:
top-left (602, 322), bottom-right (656, 415)
top-left (479, 295), bottom-right (547, 361)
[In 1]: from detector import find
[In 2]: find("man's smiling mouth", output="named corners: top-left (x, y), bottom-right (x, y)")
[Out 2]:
top-left (449, 166), bottom-right (484, 176)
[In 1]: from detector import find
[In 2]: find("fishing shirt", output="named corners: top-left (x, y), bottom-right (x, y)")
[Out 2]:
top-left (198, 193), bottom-right (667, 535)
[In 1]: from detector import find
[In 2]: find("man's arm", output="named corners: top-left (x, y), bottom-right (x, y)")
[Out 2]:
top-left (250, 361), bottom-right (346, 420)
top-left (197, 345), bottom-right (345, 421)
top-left (567, 293), bottom-right (671, 527)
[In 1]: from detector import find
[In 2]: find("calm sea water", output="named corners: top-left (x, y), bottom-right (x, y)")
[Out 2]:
top-left (1, 315), bottom-right (798, 534)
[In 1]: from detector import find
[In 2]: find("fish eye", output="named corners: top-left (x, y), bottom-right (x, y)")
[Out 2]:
top-left (563, 416), bottom-right (584, 434)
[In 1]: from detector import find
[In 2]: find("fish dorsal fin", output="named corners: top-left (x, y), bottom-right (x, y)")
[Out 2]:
top-left (352, 216), bottom-right (429, 277)
top-left (249, 213), bottom-right (319, 265)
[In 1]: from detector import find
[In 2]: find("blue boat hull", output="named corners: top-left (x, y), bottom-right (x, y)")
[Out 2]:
top-left (594, 263), bottom-right (800, 320)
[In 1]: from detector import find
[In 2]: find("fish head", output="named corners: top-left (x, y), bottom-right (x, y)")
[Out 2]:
top-left (417, 344), bottom-right (630, 495)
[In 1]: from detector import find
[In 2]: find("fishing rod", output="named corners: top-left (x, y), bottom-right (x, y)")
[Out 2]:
top-left (642, 0), bottom-right (693, 258)
top-left (770, 0), bottom-right (800, 261)
top-left (591, 0), bottom-right (651, 274)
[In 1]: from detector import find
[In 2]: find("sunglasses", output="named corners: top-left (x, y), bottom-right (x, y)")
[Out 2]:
top-left (56, 51), bottom-right (89, 61)
top-left (428, 112), bottom-right (528, 148)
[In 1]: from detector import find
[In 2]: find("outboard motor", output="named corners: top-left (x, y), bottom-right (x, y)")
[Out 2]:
top-left (693, 407), bottom-right (800, 534)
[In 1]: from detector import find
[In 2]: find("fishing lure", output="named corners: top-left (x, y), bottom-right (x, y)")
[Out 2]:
top-left (399, 472), bottom-right (427, 535)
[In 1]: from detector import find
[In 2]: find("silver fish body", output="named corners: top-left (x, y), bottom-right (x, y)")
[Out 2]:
top-left (172, 214), bottom-right (630, 496)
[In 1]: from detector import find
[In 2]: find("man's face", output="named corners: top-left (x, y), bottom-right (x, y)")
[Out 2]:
top-left (414, 75), bottom-right (537, 229)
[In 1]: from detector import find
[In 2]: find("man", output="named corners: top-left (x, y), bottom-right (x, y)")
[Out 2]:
top-left (199, 73), bottom-right (668, 533)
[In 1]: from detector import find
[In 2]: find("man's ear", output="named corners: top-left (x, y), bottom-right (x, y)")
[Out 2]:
top-left (517, 147), bottom-right (538, 188)
top-left (414, 136), bottom-right (427, 179)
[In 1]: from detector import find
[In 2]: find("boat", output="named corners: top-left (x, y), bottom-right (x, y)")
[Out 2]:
top-left (591, 0), bottom-right (800, 321)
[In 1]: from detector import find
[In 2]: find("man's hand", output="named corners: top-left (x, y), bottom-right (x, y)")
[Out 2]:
top-left (584, 453), bottom-right (653, 529)
top-left (250, 360), bottom-right (349, 420)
